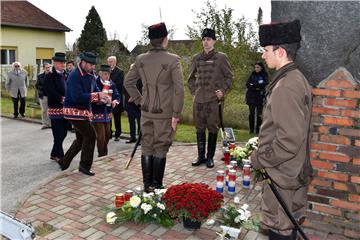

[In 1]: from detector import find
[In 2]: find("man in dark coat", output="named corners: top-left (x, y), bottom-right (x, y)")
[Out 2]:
top-left (43, 52), bottom-right (69, 161)
top-left (188, 28), bottom-right (233, 168)
top-left (108, 56), bottom-right (124, 141)
top-left (124, 22), bottom-right (184, 192)
top-left (124, 73), bottom-right (142, 143)
top-left (35, 63), bottom-right (52, 129)
top-left (251, 20), bottom-right (313, 240)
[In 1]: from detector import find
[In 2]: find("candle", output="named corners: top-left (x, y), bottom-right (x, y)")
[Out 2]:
top-left (115, 193), bottom-right (125, 208)
top-left (227, 170), bottom-right (236, 194)
top-left (216, 170), bottom-right (225, 193)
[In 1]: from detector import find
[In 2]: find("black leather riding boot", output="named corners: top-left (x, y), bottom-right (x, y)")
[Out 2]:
top-left (192, 131), bottom-right (206, 166)
top-left (153, 157), bottom-right (166, 189)
top-left (141, 155), bottom-right (153, 192)
top-left (206, 132), bottom-right (217, 168)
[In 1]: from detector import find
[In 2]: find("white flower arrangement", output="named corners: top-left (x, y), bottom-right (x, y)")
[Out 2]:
top-left (245, 137), bottom-right (259, 150)
top-left (218, 203), bottom-right (259, 231)
top-left (129, 196), bottom-right (141, 208)
top-left (157, 202), bottom-right (166, 211)
top-left (106, 188), bottom-right (174, 227)
top-left (141, 203), bottom-right (153, 214)
top-left (234, 204), bottom-right (251, 223)
top-left (106, 211), bottom-right (117, 224)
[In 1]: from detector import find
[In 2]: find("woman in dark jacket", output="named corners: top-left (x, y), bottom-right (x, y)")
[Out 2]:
top-left (245, 62), bottom-right (268, 134)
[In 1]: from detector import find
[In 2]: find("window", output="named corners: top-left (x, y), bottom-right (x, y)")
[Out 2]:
top-left (36, 48), bottom-right (54, 74)
top-left (1, 49), bottom-right (16, 64)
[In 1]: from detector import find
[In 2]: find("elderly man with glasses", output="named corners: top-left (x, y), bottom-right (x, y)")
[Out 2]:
top-left (6, 62), bottom-right (29, 118)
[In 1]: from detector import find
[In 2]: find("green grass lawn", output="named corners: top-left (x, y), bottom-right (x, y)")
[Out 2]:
top-left (1, 88), bottom-right (254, 143)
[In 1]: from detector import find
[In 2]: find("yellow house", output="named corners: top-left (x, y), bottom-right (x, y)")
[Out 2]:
top-left (0, 0), bottom-right (71, 80)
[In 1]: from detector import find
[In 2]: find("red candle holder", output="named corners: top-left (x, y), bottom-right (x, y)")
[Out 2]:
top-left (224, 149), bottom-right (230, 165)
top-left (115, 193), bottom-right (125, 208)
top-left (124, 190), bottom-right (133, 201)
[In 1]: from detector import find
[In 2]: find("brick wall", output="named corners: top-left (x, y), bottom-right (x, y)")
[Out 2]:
top-left (306, 67), bottom-right (360, 239)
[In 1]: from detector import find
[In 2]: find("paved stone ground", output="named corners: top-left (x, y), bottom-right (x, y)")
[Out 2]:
top-left (15, 144), bottom-right (330, 240)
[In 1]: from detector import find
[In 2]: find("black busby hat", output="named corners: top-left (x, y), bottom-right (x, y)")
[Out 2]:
top-left (259, 19), bottom-right (301, 47)
top-left (99, 64), bottom-right (111, 72)
top-left (148, 22), bottom-right (168, 40)
top-left (52, 52), bottom-right (66, 62)
top-left (79, 52), bottom-right (97, 65)
top-left (202, 28), bottom-right (216, 40)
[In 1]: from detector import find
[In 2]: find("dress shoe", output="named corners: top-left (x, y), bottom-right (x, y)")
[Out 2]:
top-left (79, 166), bottom-right (95, 176)
top-left (20, 114), bottom-right (25, 117)
top-left (13, 114), bottom-right (18, 119)
top-left (126, 138), bottom-right (137, 144)
top-left (114, 137), bottom-right (120, 142)
top-left (41, 126), bottom-right (49, 130)
top-left (50, 156), bottom-right (60, 161)
top-left (56, 159), bottom-right (68, 171)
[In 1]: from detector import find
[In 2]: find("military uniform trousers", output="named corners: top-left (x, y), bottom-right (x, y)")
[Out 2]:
top-left (193, 100), bottom-right (220, 133)
top-left (141, 116), bottom-right (174, 158)
top-left (261, 183), bottom-right (307, 236)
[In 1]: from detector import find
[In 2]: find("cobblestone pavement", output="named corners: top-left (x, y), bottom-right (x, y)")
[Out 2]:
top-left (15, 144), bottom-right (326, 239)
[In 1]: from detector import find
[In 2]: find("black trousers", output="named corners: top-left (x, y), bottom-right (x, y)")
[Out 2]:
top-left (50, 118), bottom-right (69, 158)
top-left (112, 108), bottom-right (122, 138)
top-left (61, 120), bottom-right (96, 170)
top-left (248, 104), bottom-right (263, 133)
top-left (12, 90), bottom-right (25, 116)
top-left (126, 104), bottom-right (141, 139)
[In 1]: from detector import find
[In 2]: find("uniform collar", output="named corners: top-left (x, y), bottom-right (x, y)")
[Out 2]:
top-left (201, 49), bottom-right (217, 60)
top-left (150, 47), bottom-right (166, 52)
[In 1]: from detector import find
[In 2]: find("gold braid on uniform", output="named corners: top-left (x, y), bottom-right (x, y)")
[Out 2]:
top-left (139, 62), bottom-right (150, 112)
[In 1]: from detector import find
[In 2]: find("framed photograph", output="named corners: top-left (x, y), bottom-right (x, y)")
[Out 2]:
top-left (221, 127), bottom-right (235, 142)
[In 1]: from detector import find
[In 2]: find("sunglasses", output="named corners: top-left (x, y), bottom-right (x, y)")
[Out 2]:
top-left (14, 65), bottom-right (19, 68)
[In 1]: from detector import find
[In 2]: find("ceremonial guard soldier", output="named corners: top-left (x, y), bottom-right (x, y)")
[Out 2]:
top-left (251, 20), bottom-right (313, 240)
top-left (124, 22), bottom-right (184, 192)
top-left (188, 28), bottom-right (233, 168)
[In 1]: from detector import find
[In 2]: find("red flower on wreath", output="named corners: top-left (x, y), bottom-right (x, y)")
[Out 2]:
top-left (161, 183), bottom-right (224, 222)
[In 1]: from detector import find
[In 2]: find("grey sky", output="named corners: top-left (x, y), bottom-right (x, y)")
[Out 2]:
top-left (28, 0), bottom-right (271, 51)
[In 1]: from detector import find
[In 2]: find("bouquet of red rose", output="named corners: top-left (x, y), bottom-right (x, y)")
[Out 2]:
top-left (161, 183), bottom-right (224, 222)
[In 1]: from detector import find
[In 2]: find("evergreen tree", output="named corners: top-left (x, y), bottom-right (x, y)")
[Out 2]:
top-left (78, 6), bottom-right (107, 57)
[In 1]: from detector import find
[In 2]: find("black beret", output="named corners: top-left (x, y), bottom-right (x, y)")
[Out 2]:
top-left (52, 52), bottom-right (66, 62)
top-left (148, 22), bottom-right (168, 40)
top-left (259, 19), bottom-right (301, 47)
top-left (79, 52), bottom-right (97, 64)
top-left (99, 64), bottom-right (110, 72)
top-left (202, 28), bottom-right (216, 40)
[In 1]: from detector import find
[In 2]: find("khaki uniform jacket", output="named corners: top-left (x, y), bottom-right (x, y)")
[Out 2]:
top-left (124, 48), bottom-right (184, 119)
top-left (188, 50), bottom-right (233, 103)
top-left (251, 67), bottom-right (312, 190)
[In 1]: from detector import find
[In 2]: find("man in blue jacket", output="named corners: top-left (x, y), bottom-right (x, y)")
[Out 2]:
top-left (59, 52), bottom-right (109, 176)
